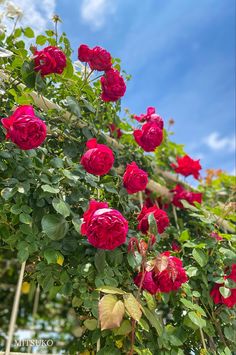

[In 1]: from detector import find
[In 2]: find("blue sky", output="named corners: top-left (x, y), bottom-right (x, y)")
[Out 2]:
top-left (6, 0), bottom-right (236, 174)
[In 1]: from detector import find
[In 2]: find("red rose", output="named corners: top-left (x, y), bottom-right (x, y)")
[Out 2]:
top-left (80, 138), bottom-right (114, 176)
top-left (171, 155), bottom-right (202, 180)
top-left (134, 271), bottom-right (159, 295)
top-left (137, 205), bottom-right (169, 234)
top-left (172, 184), bottom-right (202, 209)
top-left (1, 105), bottom-right (46, 150)
top-left (34, 46), bottom-right (67, 76)
top-left (133, 122), bottom-right (163, 152)
top-left (101, 68), bottom-right (126, 102)
top-left (78, 44), bottom-right (92, 62)
top-left (156, 253), bottom-right (188, 293)
top-left (109, 123), bottom-right (123, 139)
top-left (210, 284), bottom-right (236, 308)
top-left (81, 200), bottom-right (128, 250)
top-left (123, 162), bottom-right (148, 194)
top-left (88, 46), bottom-right (112, 71)
top-left (134, 107), bottom-right (164, 129)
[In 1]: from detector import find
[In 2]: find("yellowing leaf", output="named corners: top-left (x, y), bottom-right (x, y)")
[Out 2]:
top-left (21, 281), bottom-right (30, 294)
top-left (97, 285), bottom-right (126, 294)
top-left (57, 255), bottom-right (64, 266)
top-left (155, 254), bottom-right (169, 273)
top-left (123, 293), bottom-right (142, 322)
top-left (99, 294), bottom-right (125, 330)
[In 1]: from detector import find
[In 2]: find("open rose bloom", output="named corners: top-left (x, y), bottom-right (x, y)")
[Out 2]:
top-left (123, 162), bottom-right (148, 194)
top-left (134, 252), bottom-right (188, 294)
top-left (34, 46), bottom-right (67, 76)
top-left (78, 44), bottom-right (112, 71)
top-left (1, 105), bottom-right (47, 150)
top-left (171, 155), bottom-right (202, 180)
top-left (81, 200), bottom-right (128, 250)
top-left (80, 138), bottom-right (114, 176)
top-left (137, 205), bottom-right (169, 234)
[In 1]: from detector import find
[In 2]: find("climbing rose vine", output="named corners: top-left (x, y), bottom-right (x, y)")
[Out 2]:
top-left (0, 17), bottom-right (235, 355)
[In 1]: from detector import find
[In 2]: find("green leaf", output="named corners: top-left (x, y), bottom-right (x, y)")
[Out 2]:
top-left (113, 319), bottom-right (132, 335)
top-left (19, 213), bottom-right (32, 225)
top-left (52, 198), bottom-right (70, 217)
top-left (192, 249), bottom-right (208, 267)
top-left (36, 35), bottom-right (47, 45)
top-left (24, 27), bottom-right (35, 38)
top-left (142, 307), bottom-right (162, 336)
top-left (186, 266), bottom-right (198, 277)
top-left (188, 311), bottom-right (206, 328)
top-left (219, 286), bottom-right (231, 298)
top-left (84, 319), bottom-right (97, 330)
top-left (41, 214), bottom-right (69, 240)
top-left (179, 229), bottom-right (189, 242)
top-left (21, 61), bottom-right (36, 88)
top-left (66, 96), bottom-right (81, 117)
top-left (44, 248), bottom-right (60, 264)
top-left (148, 213), bottom-right (158, 236)
top-left (72, 216), bottom-right (81, 233)
top-left (180, 298), bottom-right (206, 316)
top-left (41, 184), bottom-right (59, 194)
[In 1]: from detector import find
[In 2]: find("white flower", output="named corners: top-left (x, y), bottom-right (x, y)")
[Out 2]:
top-left (6, 1), bottom-right (23, 18)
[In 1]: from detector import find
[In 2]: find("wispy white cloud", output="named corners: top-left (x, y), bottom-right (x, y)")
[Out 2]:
top-left (204, 132), bottom-right (235, 152)
top-left (80, 0), bottom-right (116, 29)
top-left (1, 0), bottom-right (57, 33)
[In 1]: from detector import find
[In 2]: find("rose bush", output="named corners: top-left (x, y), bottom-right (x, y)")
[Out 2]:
top-left (0, 18), bottom-right (235, 355)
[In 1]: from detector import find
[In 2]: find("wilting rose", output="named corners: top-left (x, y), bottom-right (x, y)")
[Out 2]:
top-left (123, 162), bottom-right (148, 194)
top-left (172, 184), bottom-right (202, 209)
top-left (134, 271), bottom-right (159, 295)
top-left (137, 205), bottom-right (169, 234)
top-left (78, 44), bottom-right (92, 62)
top-left (1, 105), bottom-right (46, 150)
top-left (171, 155), bottom-right (202, 180)
top-left (133, 122), bottom-right (163, 152)
top-left (81, 200), bottom-right (128, 250)
top-left (80, 138), bottom-right (114, 176)
top-left (101, 68), bottom-right (126, 102)
top-left (34, 46), bottom-right (67, 76)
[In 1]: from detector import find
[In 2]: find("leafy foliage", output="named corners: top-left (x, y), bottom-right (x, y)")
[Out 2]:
top-left (0, 19), bottom-right (235, 355)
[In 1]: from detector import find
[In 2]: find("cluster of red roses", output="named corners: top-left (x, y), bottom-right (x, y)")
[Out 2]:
top-left (134, 252), bottom-right (188, 294)
top-left (78, 44), bottom-right (126, 102)
top-left (210, 264), bottom-right (236, 308)
top-left (79, 138), bottom-right (170, 252)
top-left (2, 44), bottom-right (231, 303)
